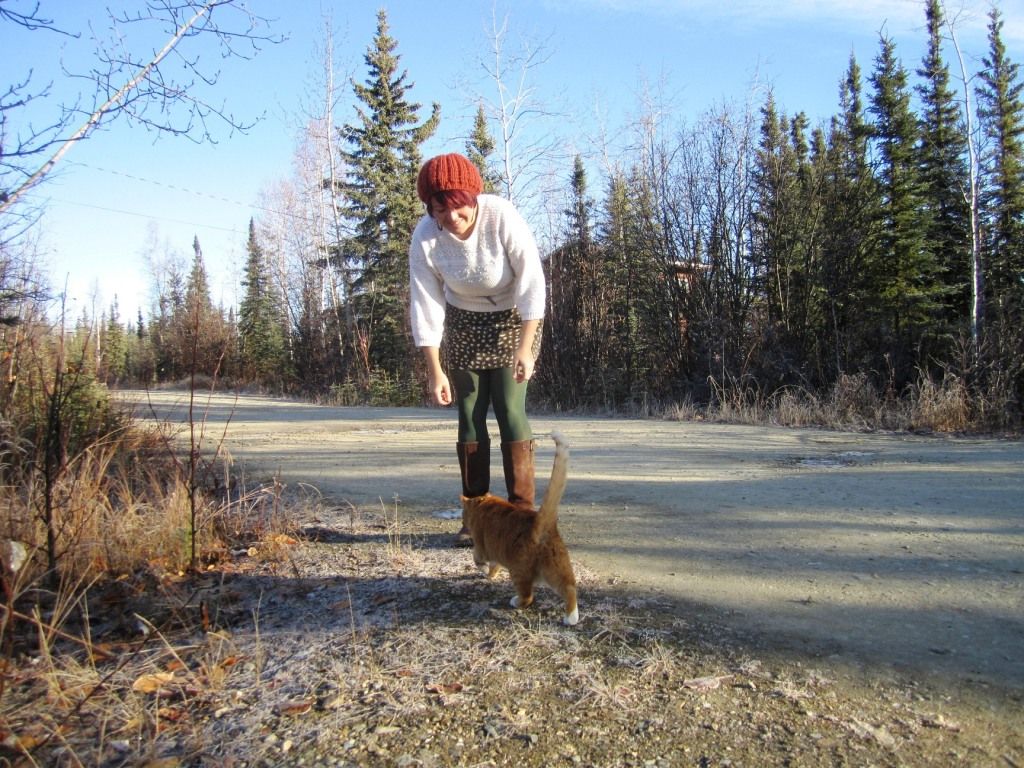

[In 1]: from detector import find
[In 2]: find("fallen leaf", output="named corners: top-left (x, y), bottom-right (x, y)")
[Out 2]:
top-left (89, 643), bottom-right (117, 662)
top-left (157, 706), bottom-right (187, 723)
top-left (427, 682), bottom-right (464, 695)
top-left (1, 729), bottom-right (42, 751)
top-left (132, 672), bottom-right (176, 694)
top-left (274, 699), bottom-right (313, 716)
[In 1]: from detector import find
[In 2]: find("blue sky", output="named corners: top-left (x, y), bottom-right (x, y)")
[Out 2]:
top-left (4, 0), bottom-right (1021, 323)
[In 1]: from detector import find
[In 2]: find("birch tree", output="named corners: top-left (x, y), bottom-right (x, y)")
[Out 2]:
top-left (1, 0), bottom-right (281, 216)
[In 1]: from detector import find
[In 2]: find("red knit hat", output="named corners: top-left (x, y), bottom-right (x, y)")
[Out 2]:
top-left (416, 153), bottom-right (484, 203)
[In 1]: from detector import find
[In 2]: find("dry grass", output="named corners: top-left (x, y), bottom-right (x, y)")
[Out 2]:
top-left (668, 371), bottom-right (995, 434)
top-left (0, 371), bottom-right (1016, 764)
top-left (2, 498), bottom-right (1020, 766)
top-left (0, 403), bottom-right (304, 766)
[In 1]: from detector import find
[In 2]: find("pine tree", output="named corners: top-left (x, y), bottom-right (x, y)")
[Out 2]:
top-left (604, 167), bottom-right (673, 403)
top-left (466, 104), bottom-right (500, 193)
top-left (752, 93), bottom-right (799, 332)
top-left (177, 236), bottom-right (226, 377)
top-left (340, 9), bottom-right (439, 379)
top-left (750, 95), bottom-right (827, 384)
top-left (152, 262), bottom-right (186, 381)
top-left (976, 6), bottom-right (1024, 315)
top-left (620, 156), bottom-right (694, 400)
top-left (975, 6), bottom-right (1024, 419)
top-left (238, 219), bottom-right (287, 388)
top-left (186, 236), bottom-right (214, 318)
top-left (818, 54), bottom-right (880, 379)
top-left (545, 156), bottom-right (595, 405)
top-left (132, 306), bottom-right (155, 384)
top-left (101, 297), bottom-right (127, 385)
top-left (916, 0), bottom-right (971, 331)
top-left (597, 171), bottom-right (637, 402)
top-left (869, 34), bottom-right (940, 381)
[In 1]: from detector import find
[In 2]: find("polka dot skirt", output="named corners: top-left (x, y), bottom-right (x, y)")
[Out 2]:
top-left (443, 304), bottom-right (543, 371)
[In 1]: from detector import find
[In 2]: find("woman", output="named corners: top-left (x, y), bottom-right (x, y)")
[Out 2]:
top-left (408, 153), bottom-right (546, 542)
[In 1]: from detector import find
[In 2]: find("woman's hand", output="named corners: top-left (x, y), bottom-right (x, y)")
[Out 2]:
top-left (513, 349), bottom-right (535, 383)
top-left (515, 319), bottom-right (540, 383)
top-left (422, 346), bottom-right (452, 405)
top-left (430, 371), bottom-right (453, 405)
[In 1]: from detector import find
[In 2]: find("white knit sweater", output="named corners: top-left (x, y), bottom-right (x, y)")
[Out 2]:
top-left (408, 194), bottom-right (546, 348)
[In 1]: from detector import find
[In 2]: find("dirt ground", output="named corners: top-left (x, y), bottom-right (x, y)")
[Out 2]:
top-left (122, 389), bottom-right (1023, 763)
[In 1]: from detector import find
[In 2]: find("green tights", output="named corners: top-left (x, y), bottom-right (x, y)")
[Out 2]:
top-left (450, 368), bottom-right (531, 443)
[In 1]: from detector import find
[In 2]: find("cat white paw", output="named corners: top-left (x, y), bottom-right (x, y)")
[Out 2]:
top-left (563, 607), bottom-right (579, 626)
top-left (510, 595), bottom-right (522, 608)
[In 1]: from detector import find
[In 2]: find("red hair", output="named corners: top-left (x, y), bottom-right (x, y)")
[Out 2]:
top-left (428, 188), bottom-right (478, 216)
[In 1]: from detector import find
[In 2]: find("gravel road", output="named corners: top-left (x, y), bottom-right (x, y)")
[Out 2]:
top-left (125, 389), bottom-right (1024, 695)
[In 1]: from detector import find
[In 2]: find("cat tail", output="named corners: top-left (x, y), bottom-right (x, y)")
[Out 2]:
top-left (536, 431), bottom-right (570, 536)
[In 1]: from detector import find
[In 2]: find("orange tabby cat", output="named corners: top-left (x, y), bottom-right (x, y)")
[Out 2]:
top-left (461, 431), bottom-right (579, 625)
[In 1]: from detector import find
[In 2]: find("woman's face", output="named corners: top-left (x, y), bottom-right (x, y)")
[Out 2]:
top-left (432, 200), bottom-right (477, 240)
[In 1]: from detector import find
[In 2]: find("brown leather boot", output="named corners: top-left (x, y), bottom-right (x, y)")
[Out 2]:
top-left (455, 441), bottom-right (490, 545)
top-left (501, 439), bottom-right (536, 507)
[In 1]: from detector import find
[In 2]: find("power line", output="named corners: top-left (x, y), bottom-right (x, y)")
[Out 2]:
top-left (65, 160), bottom-right (262, 211)
top-left (51, 197), bottom-right (247, 234)
top-left (61, 160), bottom-right (320, 225)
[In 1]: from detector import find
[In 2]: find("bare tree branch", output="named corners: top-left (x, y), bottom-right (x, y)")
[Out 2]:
top-left (0, 1), bottom-right (72, 34)
top-left (476, 7), bottom-right (564, 208)
top-left (0, 0), bottom-right (283, 215)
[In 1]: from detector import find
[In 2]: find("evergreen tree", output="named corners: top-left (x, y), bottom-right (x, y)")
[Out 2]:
top-left (976, 6), bottom-right (1024, 315)
top-left (152, 262), bottom-right (186, 381)
top-left (597, 171), bottom-right (638, 401)
top-left (818, 54), bottom-right (880, 380)
top-left (605, 167), bottom-right (673, 402)
top-left (543, 156), bottom-right (594, 406)
top-left (869, 34), bottom-right (940, 381)
top-left (975, 6), bottom-right (1024, 418)
top-left (238, 219), bottom-right (287, 388)
top-left (752, 94), bottom-right (800, 333)
top-left (186, 236), bottom-right (214, 317)
top-left (466, 104), bottom-right (500, 193)
top-left (340, 9), bottom-right (439, 379)
top-left (626, 153), bottom-right (694, 399)
top-left (131, 306), bottom-right (156, 385)
top-left (751, 97), bottom-right (823, 385)
top-left (177, 236), bottom-right (227, 377)
top-left (101, 297), bottom-right (127, 385)
top-left (916, 0), bottom-right (971, 331)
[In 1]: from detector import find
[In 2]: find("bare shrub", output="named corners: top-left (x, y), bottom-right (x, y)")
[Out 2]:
top-left (823, 373), bottom-right (887, 430)
top-left (707, 375), bottom-right (769, 424)
top-left (662, 395), bottom-right (703, 422)
top-left (0, 399), bottom-right (299, 765)
top-left (908, 372), bottom-right (972, 433)
top-left (768, 386), bottom-right (821, 428)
